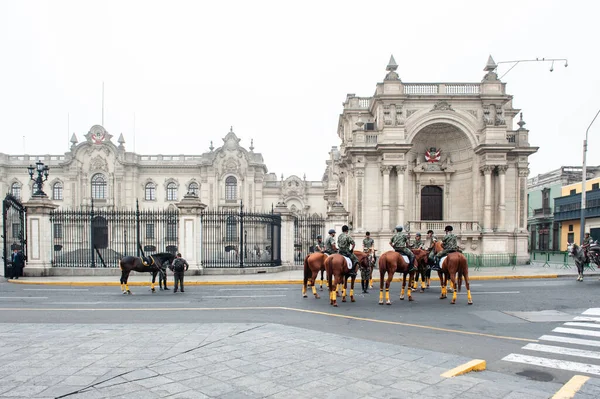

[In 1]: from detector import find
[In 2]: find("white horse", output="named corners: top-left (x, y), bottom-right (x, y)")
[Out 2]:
top-left (567, 243), bottom-right (587, 281)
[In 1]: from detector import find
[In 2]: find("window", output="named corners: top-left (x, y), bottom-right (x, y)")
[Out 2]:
top-left (166, 220), bottom-right (177, 241)
top-left (568, 232), bottom-right (575, 244)
top-left (53, 224), bottom-right (63, 239)
top-left (12, 223), bottom-right (21, 240)
top-left (91, 174), bottom-right (107, 199)
top-left (542, 188), bottom-right (550, 209)
top-left (145, 183), bottom-right (156, 201)
top-left (593, 183), bottom-right (600, 191)
top-left (569, 224), bottom-right (574, 232)
top-left (225, 176), bottom-right (237, 201)
top-left (146, 224), bottom-right (155, 239)
top-left (10, 183), bottom-right (21, 199)
top-left (188, 182), bottom-right (199, 196)
top-left (570, 189), bottom-right (576, 195)
top-left (52, 182), bottom-right (63, 200)
top-left (166, 182), bottom-right (177, 201)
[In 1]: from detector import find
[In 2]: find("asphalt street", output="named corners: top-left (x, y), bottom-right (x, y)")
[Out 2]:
top-left (1, 277), bottom-right (599, 386)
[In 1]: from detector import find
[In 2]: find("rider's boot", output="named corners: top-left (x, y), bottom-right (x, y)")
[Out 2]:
top-left (348, 263), bottom-right (357, 277)
top-left (408, 254), bottom-right (416, 272)
top-left (431, 257), bottom-right (442, 271)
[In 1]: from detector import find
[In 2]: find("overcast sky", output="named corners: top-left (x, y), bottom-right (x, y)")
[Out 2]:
top-left (1, 0), bottom-right (598, 181)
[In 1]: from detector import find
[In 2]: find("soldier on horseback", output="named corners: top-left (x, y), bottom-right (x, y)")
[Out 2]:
top-left (338, 225), bottom-right (359, 277)
top-left (433, 225), bottom-right (460, 270)
top-left (313, 235), bottom-right (325, 253)
top-left (390, 225), bottom-right (416, 272)
top-left (324, 229), bottom-right (338, 255)
top-left (411, 233), bottom-right (424, 249)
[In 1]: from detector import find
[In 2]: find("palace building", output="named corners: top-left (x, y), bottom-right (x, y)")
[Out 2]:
top-left (1, 55), bottom-right (537, 272)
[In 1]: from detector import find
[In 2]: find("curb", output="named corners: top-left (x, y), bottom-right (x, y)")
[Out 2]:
top-left (5, 273), bottom-right (593, 286)
top-left (440, 359), bottom-right (486, 378)
top-left (551, 375), bottom-right (590, 399)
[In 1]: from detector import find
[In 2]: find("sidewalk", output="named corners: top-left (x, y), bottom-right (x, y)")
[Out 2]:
top-left (6, 262), bottom-right (599, 286)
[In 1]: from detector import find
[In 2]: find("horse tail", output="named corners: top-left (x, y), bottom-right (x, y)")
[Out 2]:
top-left (457, 255), bottom-right (467, 292)
top-left (303, 255), bottom-right (310, 286)
top-left (326, 257), bottom-right (333, 291)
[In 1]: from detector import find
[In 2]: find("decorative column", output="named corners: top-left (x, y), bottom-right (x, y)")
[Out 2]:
top-left (23, 197), bottom-right (59, 276)
top-left (396, 166), bottom-right (406, 227)
top-left (518, 168), bottom-right (529, 231)
top-left (497, 165), bottom-right (508, 231)
top-left (381, 166), bottom-right (391, 231)
top-left (355, 169), bottom-right (364, 229)
top-left (481, 166), bottom-right (493, 231)
top-left (175, 193), bottom-right (207, 272)
top-left (273, 202), bottom-right (295, 265)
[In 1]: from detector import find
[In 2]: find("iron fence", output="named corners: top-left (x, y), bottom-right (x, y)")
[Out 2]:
top-left (201, 205), bottom-right (281, 268)
top-left (293, 214), bottom-right (326, 265)
top-left (464, 253), bottom-right (517, 270)
top-left (50, 201), bottom-right (179, 268)
top-left (2, 194), bottom-right (26, 276)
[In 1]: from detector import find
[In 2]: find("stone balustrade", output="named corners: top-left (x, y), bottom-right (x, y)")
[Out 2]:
top-left (407, 220), bottom-right (481, 234)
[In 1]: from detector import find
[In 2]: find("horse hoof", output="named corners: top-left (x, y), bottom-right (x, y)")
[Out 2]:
top-left (342, 298), bottom-right (346, 303)
top-left (369, 285), bottom-right (373, 289)
top-left (409, 297), bottom-right (414, 302)
top-left (468, 301), bottom-right (473, 305)
top-left (319, 287), bottom-right (323, 291)
top-left (451, 300), bottom-right (456, 305)
top-left (386, 301), bottom-right (391, 305)
top-left (314, 294), bottom-right (320, 299)
top-left (379, 301), bottom-right (383, 305)
top-left (302, 294), bottom-right (307, 298)
top-left (122, 291), bottom-right (127, 295)
top-left (127, 291), bottom-right (132, 295)
top-left (351, 297), bottom-right (355, 303)
top-left (333, 303), bottom-right (338, 307)
top-left (420, 289), bottom-right (425, 293)
top-left (400, 296), bottom-right (404, 300)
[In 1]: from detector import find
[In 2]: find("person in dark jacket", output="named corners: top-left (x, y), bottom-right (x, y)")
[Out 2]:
top-left (169, 253), bottom-right (189, 293)
top-left (10, 248), bottom-right (25, 279)
top-left (158, 262), bottom-right (170, 291)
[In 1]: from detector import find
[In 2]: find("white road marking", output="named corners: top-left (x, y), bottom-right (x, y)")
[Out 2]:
top-left (218, 288), bottom-right (291, 291)
top-left (565, 322), bottom-right (600, 329)
top-left (202, 295), bottom-right (287, 298)
top-left (583, 309), bottom-right (600, 316)
top-left (540, 335), bottom-right (600, 348)
top-left (503, 353), bottom-right (600, 376)
top-left (553, 327), bottom-right (600, 338)
top-left (524, 343), bottom-right (600, 360)
top-left (50, 301), bottom-right (191, 305)
top-left (23, 288), bottom-right (89, 291)
top-left (0, 297), bottom-right (48, 299)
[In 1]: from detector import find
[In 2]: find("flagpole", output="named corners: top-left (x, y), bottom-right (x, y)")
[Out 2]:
top-left (102, 82), bottom-right (104, 126)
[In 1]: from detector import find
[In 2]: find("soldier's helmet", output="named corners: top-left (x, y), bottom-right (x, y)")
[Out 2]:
top-left (395, 225), bottom-right (403, 232)
top-left (342, 225), bottom-right (349, 232)
top-left (316, 235), bottom-right (322, 239)
top-left (328, 229), bottom-right (336, 234)
top-left (416, 233), bottom-right (421, 237)
top-left (445, 225), bottom-right (453, 232)
top-left (585, 232), bottom-right (590, 236)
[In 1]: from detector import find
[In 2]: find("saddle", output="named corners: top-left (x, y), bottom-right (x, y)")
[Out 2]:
top-left (141, 256), bottom-right (155, 267)
top-left (341, 256), bottom-right (352, 270)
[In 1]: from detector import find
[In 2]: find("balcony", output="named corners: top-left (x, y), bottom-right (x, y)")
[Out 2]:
top-left (407, 221), bottom-right (481, 235)
top-left (532, 207), bottom-right (552, 219)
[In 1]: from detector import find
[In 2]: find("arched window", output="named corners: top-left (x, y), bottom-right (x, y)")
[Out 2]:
top-left (226, 215), bottom-right (237, 241)
top-left (91, 174), bottom-right (107, 199)
top-left (225, 176), bottom-right (237, 201)
top-left (188, 182), bottom-right (199, 196)
top-left (10, 182), bottom-right (21, 200)
top-left (52, 182), bottom-right (63, 200)
top-left (145, 182), bottom-right (156, 201)
top-left (166, 182), bottom-right (178, 201)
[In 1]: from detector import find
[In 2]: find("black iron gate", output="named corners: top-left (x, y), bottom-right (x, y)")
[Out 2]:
top-left (2, 194), bottom-right (27, 277)
top-left (50, 200), bottom-right (179, 268)
top-left (201, 204), bottom-right (281, 268)
top-left (293, 214), bottom-right (326, 265)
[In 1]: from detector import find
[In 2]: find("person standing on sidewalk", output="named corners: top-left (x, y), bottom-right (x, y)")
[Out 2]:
top-left (169, 253), bottom-right (189, 293)
top-left (158, 261), bottom-right (170, 291)
top-left (10, 248), bottom-right (26, 279)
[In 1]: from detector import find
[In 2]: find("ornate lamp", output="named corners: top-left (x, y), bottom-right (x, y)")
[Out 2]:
top-left (28, 160), bottom-right (50, 197)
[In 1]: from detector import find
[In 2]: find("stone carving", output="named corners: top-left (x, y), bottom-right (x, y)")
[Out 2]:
top-left (467, 110), bottom-right (478, 118)
top-left (85, 125), bottom-right (113, 144)
top-left (396, 165), bottom-right (407, 173)
top-left (396, 106), bottom-right (404, 125)
top-left (496, 165), bottom-right (509, 174)
top-left (430, 101), bottom-right (454, 112)
top-left (384, 55), bottom-right (400, 81)
top-left (282, 175), bottom-right (305, 200)
top-left (483, 104), bottom-right (505, 126)
top-left (480, 165), bottom-right (494, 174)
top-left (518, 169), bottom-right (530, 177)
top-left (383, 105), bottom-right (392, 126)
top-left (406, 109), bottom-right (417, 118)
top-left (89, 155), bottom-right (108, 172)
top-left (380, 165), bottom-right (392, 174)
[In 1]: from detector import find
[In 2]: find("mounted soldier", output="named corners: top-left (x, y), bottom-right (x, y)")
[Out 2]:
top-left (323, 229), bottom-right (338, 255)
top-left (411, 233), bottom-right (424, 250)
top-left (313, 235), bottom-right (325, 253)
top-left (389, 225), bottom-right (416, 272)
top-left (433, 225), bottom-right (461, 270)
top-left (338, 225), bottom-right (359, 277)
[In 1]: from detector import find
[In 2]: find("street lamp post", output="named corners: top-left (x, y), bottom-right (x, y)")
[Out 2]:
top-left (580, 108), bottom-right (600, 244)
top-left (27, 160), bottom-right (50, 197)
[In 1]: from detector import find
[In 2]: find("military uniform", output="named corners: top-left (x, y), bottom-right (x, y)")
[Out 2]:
top-left (338, 232), bottom-right (359, 267)
top-left (363, 237), bottom-right (374, 251)
top-left (390, 231), bottom-right (415, 270)
top-left (313, 239), bottom-right (324, 253)
top-left (411, 238), bottom-right (424, 249)
top-left (436, 233), bottom-right (459, 260)
top-left (324, 235), bottom-right (336, 255)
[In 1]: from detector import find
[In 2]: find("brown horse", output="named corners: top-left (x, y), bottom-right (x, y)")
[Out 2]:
top-left (302, 252), bottom-right (328, 299)
top-left (411, 249), bottom-right (430, 293)
top-left (119, 252), bottom-right (175, 295)
top-left (432, 241), bottom-right (472, 305)
top-left (325, 252), bottom-right (367, 306)
top-left (378, 251), bottom-right (415, 305)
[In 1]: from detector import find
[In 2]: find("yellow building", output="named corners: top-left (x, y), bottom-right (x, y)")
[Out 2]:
top-left (555, 177), bottom-right (600, 247)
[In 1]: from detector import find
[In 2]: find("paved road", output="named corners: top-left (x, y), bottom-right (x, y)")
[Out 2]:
top-left (1, 278), bottom-right (600, 387)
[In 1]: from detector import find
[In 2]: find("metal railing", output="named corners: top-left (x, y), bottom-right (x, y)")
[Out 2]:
top-left (293, 214), bottom-right (326, 265)
top-left (464, 253), bottom-right (517, 270)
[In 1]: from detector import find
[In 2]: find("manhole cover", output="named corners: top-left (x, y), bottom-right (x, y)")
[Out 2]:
top-left (516, 369), bottom-right (554, 382)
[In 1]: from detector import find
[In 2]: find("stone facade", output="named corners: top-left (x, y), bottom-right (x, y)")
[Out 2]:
top-left (1, 55), bottom-right (539, 264)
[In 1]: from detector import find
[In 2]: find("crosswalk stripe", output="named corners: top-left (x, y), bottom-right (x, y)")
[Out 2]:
top-left (540, 335), bottom-right (600, 348)
top-left (553, 327), bottom-right (600, 338)
top-left (523, 343), bottom-right (600, 360)
top-left (565, 322), bottom-right (600, 329)
top-left (573, 316), bottom-right (600, 322)
top-left (502, 353), bottom-right (600, 376)
top-left (582, 309), bottom-right (600, 316)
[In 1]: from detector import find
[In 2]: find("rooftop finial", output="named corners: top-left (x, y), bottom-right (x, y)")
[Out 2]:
top-left (518, 112), bottom-right (526, 129)
top-left (117, 133), bottom-right (125, 144)
top-left (209, 140), bottom-right (214, 152)
top-left (484, 55), bottom-right (497, 72)
top-left (249, 138), bottom-right (254, 152)
top-left (230, 126), bottom-right (233, 133)
top-left (70, 133), bottom-right (78, 146)
top-left (384, 54), bottom-right (400, 81)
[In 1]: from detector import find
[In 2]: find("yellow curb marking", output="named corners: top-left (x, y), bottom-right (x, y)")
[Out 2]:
top-left (440, 359), bottom-right (486, 378)
top-left (7, 274), bottom-right (561, 287)
top-left (552, 375), bottom-right (590, 399)
top-left (0, 305), bottom-right (538, 342)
